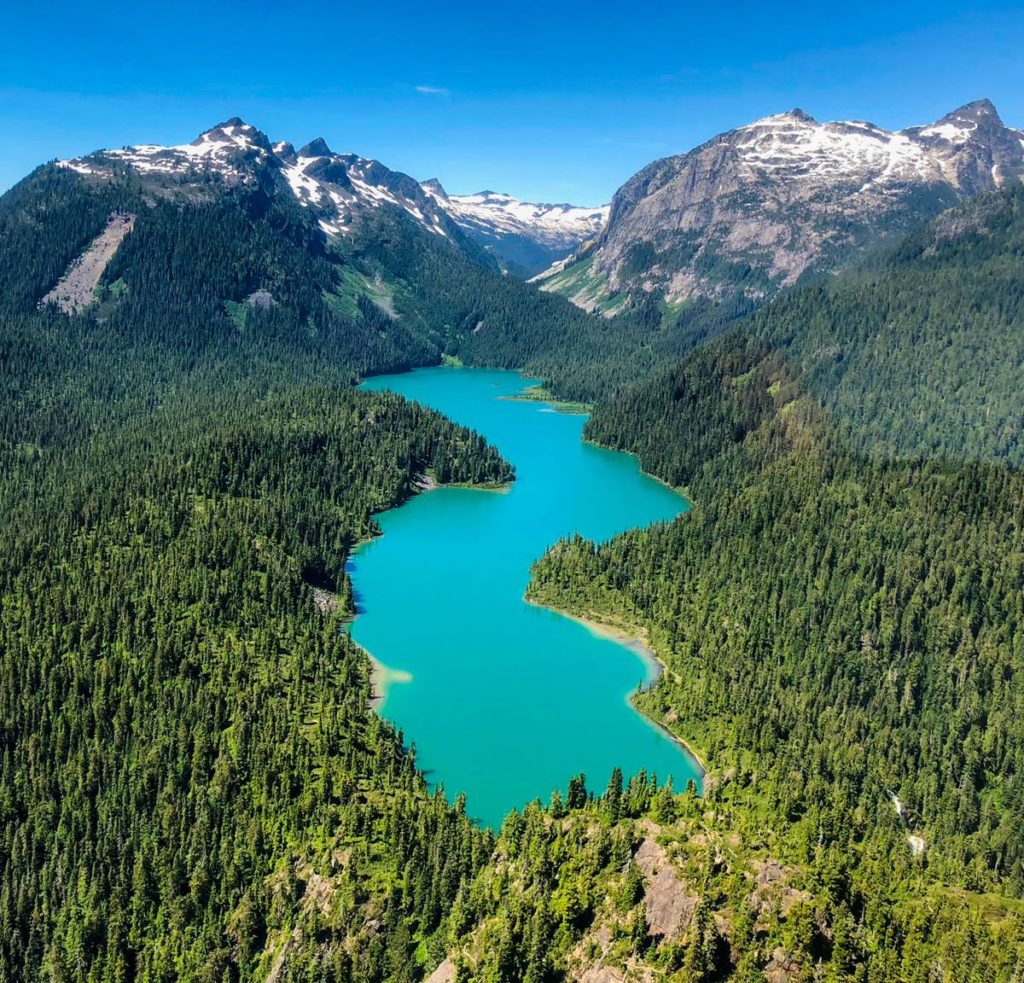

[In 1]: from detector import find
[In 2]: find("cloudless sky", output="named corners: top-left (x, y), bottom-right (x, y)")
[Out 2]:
top-left (1, 0), bottom-right (1022, 203)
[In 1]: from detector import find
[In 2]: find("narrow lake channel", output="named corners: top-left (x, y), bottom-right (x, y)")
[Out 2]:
top-left (351, 367), bottom-right (701, 827)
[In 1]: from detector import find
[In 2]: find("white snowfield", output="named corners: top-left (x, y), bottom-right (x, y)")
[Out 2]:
top-left (61, 122), bottom-right (273, 177)
top-left (735, 112), bottom-right (944, 185)
top-left (729, 107), bottom-right (1023, 191)
top-left (421, 184), bottom-right (609, 247)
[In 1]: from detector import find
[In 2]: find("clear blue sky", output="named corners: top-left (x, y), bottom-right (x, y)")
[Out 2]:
top-left (1, 0), bottom-right (1022, 204)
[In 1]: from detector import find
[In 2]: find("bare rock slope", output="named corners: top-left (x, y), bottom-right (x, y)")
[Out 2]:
top-left (540, 99), bottom-right (1024, 313)
top-left (41, 212), bottom-right (135, 314)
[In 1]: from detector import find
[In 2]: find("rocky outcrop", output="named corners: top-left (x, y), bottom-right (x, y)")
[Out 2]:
top-left (425, 957), bottom-right (457, 983)
top-left (41, 212), bottom-right (135, 314)
top-left (633, 831), bottom-right (697, 940)
top-left (764, 947), bottom-right (803, 982)
top-left (748, 859), bottom-right (812, 930)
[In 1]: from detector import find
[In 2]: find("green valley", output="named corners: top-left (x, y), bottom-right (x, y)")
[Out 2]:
top-left (2, 86), bottom-right (1024, 983)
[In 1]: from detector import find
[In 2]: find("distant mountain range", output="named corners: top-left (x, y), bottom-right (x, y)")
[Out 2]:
top-left (35, 98), bottom-right (1024, 388)
top-left (420, 181), bottom-right (608, 277)
top-left (58, 119), bottom-right (605, 279)
top-left (538, 99), bottom-right (1024, 315)
top-left (56, 101), bottom-right (1024, 322)
top-left (60, 119), bottom-right (467, 242)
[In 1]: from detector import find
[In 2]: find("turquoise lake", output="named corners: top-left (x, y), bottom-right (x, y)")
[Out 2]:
top-left (352, 367), bottom-right (701, 828)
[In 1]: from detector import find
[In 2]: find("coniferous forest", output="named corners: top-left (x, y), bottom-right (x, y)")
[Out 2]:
top-left (1, 149), bottom-right (1024, 983)
top-left (526, 186), bottom-right (1024, 978)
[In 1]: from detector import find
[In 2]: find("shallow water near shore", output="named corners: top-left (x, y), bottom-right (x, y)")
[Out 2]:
top-left (351, 366), bottom-right (701, 828)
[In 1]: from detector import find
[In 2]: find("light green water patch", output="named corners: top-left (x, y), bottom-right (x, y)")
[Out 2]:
top-left (501, 384), bottom-right (593, 414)
top-left (351, 367), bottom-right (699, 828)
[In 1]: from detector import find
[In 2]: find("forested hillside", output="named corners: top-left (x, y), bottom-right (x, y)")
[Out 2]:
top-left (5, 136), bottom-right (1024, 982)
top-left (749, 184), bottom-right (1024, 464)
top-left (0, 144), bottom-right (537, 980)
top-left (518, 191), bottom-right (1024, 978)
top-left (0, 160), bottom-right (747, 405)
top-left (536, 370), bottom-right (1024, 888)
top-left (0, 273), bottom-right (521, 980)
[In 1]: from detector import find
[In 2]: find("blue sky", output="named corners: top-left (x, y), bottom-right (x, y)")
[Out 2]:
top-left (1, 0), bottom-right (1022, 203)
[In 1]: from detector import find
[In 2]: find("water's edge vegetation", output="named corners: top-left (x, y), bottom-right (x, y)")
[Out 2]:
top-left (523, 595), bottom-right (710, 780)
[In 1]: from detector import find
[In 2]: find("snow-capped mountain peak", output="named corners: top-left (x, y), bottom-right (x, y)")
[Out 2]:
top-left (540, 98), bottom-right (1024, 313)
top-left (422, 180), bottom-right (609, 275)
top-left (59, 117), bottom-right (274, 180)
top-left (420, 178), bottom-right (447, 198)
top-left (58, 119), bottom-right (457, 242)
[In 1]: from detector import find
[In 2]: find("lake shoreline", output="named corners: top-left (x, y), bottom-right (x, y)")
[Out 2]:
top-left (346, 465), bottom-right (515, 712)
top-left (361, 646), bottom-right (412, 709)
top-left (354, 365), bottom-right (702, 823)
top-left (524, 596), bottom-right (708, 782)
top-left (580, 436), bottom-right (692, 501)
top-left (350, 473), bottom-right (511, 710)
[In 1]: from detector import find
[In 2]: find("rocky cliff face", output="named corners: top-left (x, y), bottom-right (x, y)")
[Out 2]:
top-left (539, 100), bottom-right (1024, 313)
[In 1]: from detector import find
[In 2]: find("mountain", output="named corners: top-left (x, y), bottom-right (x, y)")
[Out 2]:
top-left (539, 99), bottom-right (1024, 317)
top-left (59, 117), bottom-right (468, 245)
top-left (584, 185), bottom-right (1024, 476)
top-left (2, 117), bottom-right (618, 384)
top-left (421, 180), bottom-right (608, 277)
top-left (57, 118), bottom-right (608, 281)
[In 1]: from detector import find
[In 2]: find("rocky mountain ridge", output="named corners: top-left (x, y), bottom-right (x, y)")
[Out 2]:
top-left (539, 99), bottom-right (1024, 314)
top-left (59, 119), bottom-right (605, 277)
top-left (421, 180), bottom-right (608, 276)
top-left (60, 117), bottom-right (465, 246)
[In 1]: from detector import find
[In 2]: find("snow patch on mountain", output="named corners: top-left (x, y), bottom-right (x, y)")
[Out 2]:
top-left (282, 158), bottom-right (324, 205)
top-left (59, 120), bottom-right (273, 179)
top-left (732, 112), bottom-right (942, 188)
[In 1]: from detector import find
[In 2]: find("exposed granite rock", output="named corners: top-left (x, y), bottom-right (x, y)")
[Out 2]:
top-left (748, 859), bottom-right (812, 928)
top-left (426, 957), bottom-right (456, 983)
top-left (764, 946), bottom-right (803, 982)
top-left (543, 99), bottom-right (1024, 314)
top-left (41, 212), bottom-right (135, 314)
top-left (633, 830), bottom-right (698, 940)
